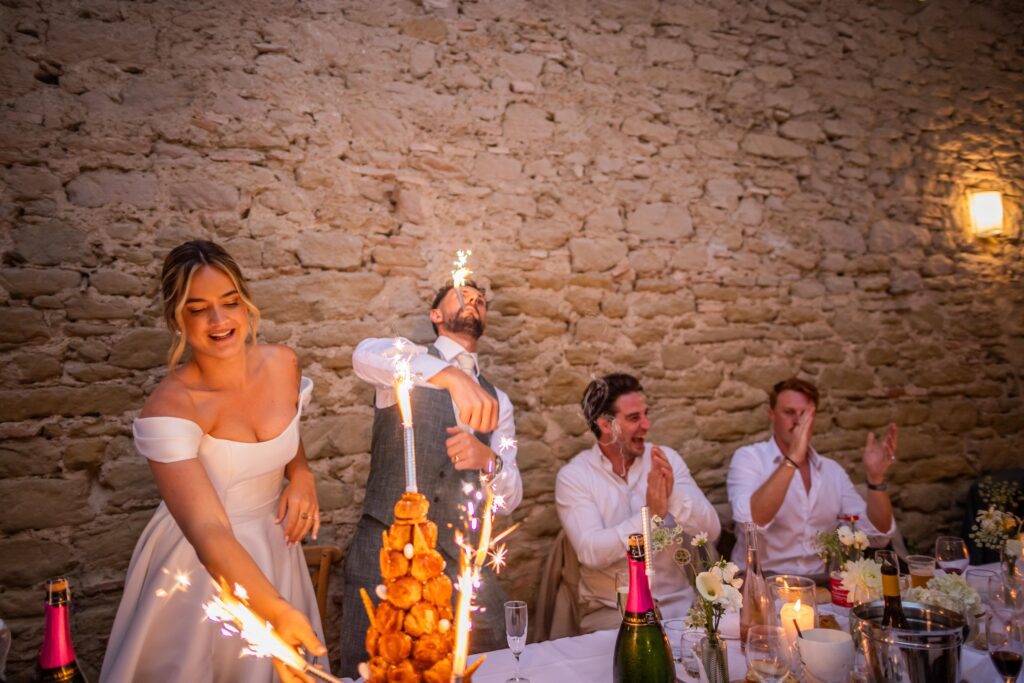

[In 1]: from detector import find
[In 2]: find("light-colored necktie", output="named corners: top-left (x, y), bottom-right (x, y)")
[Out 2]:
top-left (454, 352), bottom-right (477, 378)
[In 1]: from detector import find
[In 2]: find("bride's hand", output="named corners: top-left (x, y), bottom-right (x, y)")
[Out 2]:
top-left (267, 601), bottom-right (327, 683)
top-left (276, 469), bottom-right (319, 544)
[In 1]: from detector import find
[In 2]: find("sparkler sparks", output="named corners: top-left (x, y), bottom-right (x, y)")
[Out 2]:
top-left (202, 580), bottom-right (341, 683)
top-left (450, 249), bottom-right (473, 308)
top-left (154, 568), bottom-right (191, 599)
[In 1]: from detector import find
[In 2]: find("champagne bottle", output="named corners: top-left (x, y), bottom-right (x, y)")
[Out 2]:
top-left (740, 522), bottom-right (772, 645)
top-left (612, 534), bottom-right (674, 683)
top-left (880, 557), bottom-right (908, 629)
top-left (36, 577), bottom-right (89, 683)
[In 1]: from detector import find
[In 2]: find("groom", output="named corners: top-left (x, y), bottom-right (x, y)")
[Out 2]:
top-left (339, 280), bottom-right (523, 677)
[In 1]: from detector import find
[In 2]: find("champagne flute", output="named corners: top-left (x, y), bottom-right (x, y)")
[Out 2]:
top-left (935, 536), bottom-right (970, 575)
top-left (504, 600), bottom-right (530, 683)
top-left (987, 615), bottom-right (1023, 683)
top-left (615, 570), bottom-right (629, 617)
top-left (746, 625), bottom-right (790, 683)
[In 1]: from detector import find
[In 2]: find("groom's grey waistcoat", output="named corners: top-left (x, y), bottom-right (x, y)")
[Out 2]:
top-left (359, 344), bottom-right (496, 563)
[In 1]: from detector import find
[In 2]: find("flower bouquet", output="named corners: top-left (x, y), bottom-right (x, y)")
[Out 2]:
top-left (838, 557), bottom-right (883, 605)
top-left (684, 533), bottom-right (742, 683)
top-left (969, 477), bottom-right (1023, 576)
top-left (814, 516), bottom-right (870, 607)
top-left (905, 572), bottom-right (984, 648)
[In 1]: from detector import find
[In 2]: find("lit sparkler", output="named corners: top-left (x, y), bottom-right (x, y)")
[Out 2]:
top-left (450, 439), bottom-right (521, 682)
top-left (393, 356), bottom-right (417, 494)
top-left (450, 249), bottom-right (473, 308)
top-left (203, 579), bottom-right (341, 683)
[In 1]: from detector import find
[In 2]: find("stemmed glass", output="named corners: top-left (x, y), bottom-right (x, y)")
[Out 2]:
top-left (746, 625), bottom-right (790, 683)
top-left (504, 600), bottom-right (530, 683)
top-left (1003, 538), bottom-right (1023, 578)
top-left (990, 576), bottom-right (1024, 622)
top-left (986, 614), bottom-right (1023, 683)
top-left (935, 536), bottom-right (970, 575)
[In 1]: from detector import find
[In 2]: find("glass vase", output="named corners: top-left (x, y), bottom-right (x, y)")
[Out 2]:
top-left (697, 633), bottom-right (729, 683)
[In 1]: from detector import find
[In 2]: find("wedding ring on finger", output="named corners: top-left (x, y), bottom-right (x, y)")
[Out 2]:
top-left (300, 512), bottom-right (310, 520)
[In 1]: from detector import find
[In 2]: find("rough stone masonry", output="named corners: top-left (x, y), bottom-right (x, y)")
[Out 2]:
top-left (1, 0), bottom-right (1022, 677)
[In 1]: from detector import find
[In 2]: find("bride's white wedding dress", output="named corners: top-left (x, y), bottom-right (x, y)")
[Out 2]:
top-left (100, 377), bottom-right (329, 682)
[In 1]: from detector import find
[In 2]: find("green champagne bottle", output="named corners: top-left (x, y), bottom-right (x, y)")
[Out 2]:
top-left (612, 534), bottom-right (674, 683)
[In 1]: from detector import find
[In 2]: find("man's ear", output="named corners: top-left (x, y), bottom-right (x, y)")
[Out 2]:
top-left (429, 308), bottom-right (443, 325)
top-left (596, 414), bottom-right (612, 438)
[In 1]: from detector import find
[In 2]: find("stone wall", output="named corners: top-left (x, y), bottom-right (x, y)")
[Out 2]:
top-left (1, 0), bottom-right (1022, 677)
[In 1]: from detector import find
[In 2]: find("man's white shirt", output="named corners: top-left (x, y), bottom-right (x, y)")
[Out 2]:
top-left (352, 335), bottom-right (522, 513)
top-left (727, 437), bottom-right (895, 575)
top-left (555, 442), bottom-right (721, 619)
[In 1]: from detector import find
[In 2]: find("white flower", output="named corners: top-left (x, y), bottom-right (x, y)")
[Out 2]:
top-left (696, 571), bottom-right (724, 602)
top-left (721, 562), bottom-right (739, 584)
top-left (1006, 539), bottom-right (1023, 556)
top-left (853, 531), bottom-right (869, 550)
top-left (720, 584), bottom-right (742, 611)
top-left (906, 574), bottom-right (981, 616)
top-left (840, 558), bottom-right (882, 604)
top-left (837, 525), bottom-right (854, 546)
top-left (692, 532), bottom-right (709, 547)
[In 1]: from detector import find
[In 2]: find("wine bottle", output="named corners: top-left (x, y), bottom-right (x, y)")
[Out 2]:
top-left (740, 522), bottom-right (772, 645)
top-left (880, 557), bottom-right (908, 629)
top-left (612, 534), bottom-right (674, 683)
top-left (36, 577), bottom-right (89, 683)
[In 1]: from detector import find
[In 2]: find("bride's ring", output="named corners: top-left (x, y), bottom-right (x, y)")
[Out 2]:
top-left (300, 512), bottom-right (310, 520)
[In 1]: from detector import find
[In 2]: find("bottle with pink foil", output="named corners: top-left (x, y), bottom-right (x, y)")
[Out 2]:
top-left (36, 577), bottom-right (88, 683)
top-left (612, 533), bottom-right (674, 683)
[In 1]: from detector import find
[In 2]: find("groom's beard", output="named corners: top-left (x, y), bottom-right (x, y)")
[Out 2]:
top-left (442, 308), bottom-right (484, 339)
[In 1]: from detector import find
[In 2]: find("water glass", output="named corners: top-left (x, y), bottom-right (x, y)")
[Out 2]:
top-left (680, 629), bottom-right (703, 677)
top-left (746, 625), bottom-right (790, 683)
top-left (906, 554), bottom-right (935, 589)
top-left (504, 600), bottom-right (529, 683)
top-left (663, 618), bottom-right (685, 660)
top-left (615, 570), bottom-right (629, 617)
top-left (935, 536), bottom-right (970, 575)
top-left (989, 576), bottom-right (1024, 622)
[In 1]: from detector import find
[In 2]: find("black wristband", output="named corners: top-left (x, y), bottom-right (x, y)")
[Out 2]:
top-left (782, 455), bottom-right (799, 470)
top-left (866, 480), bottom-right (888, 492)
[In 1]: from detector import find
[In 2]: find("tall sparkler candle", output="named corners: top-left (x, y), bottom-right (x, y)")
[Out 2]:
top-left (640, 506), bottom-right (655, 579)
top-left (393, 358), bottom-right (417, 493)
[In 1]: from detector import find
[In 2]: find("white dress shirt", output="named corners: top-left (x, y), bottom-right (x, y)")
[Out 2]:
top-left (727, 437), bottom-right (895, 575)
top-left (352, 335), bottom-right (522, 514)
top-left (555, 442), bottom-right (721, 620)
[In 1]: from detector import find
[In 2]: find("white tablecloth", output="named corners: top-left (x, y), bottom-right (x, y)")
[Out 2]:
top-left (468, 604), bottom-right (1001, 683)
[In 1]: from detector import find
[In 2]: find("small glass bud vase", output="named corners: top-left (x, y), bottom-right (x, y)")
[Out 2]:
top-left (696, 633), bottom-right (729, 683)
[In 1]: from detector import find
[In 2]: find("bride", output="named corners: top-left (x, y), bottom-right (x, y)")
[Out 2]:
top-left (101, 240), bottom-right (329, 683)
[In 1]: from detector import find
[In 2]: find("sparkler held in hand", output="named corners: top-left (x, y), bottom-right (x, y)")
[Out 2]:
top-left (203, 580), bottom-right (341, 683)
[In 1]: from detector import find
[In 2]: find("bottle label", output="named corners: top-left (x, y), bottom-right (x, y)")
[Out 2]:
top-left (882, 572), bottom-right (900, 597)
top-left (622, 608), bottom-right (659, 626)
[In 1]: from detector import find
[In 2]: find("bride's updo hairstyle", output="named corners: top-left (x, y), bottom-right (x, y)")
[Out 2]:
top-left (160, 240), bottom-right (261, 367)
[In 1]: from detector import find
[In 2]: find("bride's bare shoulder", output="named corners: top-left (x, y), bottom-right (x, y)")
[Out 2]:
top-left (253, 344), bottom-right (300, 385)
top-left (140, 371), bottom-right (197, 420)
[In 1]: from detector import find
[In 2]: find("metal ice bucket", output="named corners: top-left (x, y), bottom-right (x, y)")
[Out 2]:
top-left (849, 601), bottom-right (965, 683)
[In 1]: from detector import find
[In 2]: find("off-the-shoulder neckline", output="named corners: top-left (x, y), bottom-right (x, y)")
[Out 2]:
top-left (135, 377), bottom-right (311, 445)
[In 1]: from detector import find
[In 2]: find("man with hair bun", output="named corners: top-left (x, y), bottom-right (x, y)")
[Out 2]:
top-left (555, 372), bottom-right (720, 633)
top-left (727, 377), bottom-right (897, 576)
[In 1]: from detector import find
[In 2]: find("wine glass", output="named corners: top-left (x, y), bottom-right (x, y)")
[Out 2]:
top-left (990, 576), bottom-right (1024, 622)
top-left (614, 570), bottom-right (629, 617)
top-left (986, 614), bottom-right (1023, 683)
top-left (746, 625), bottom-right (790, 683)
top-left (504, 600), bottom-right (529, 683)
top-left (935, 536), bottom-right (970, 575)
top-left (1003, 538), bottom-right (1023, 578)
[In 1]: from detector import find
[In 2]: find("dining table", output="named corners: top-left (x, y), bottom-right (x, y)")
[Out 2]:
top-left (348, 563), bottom-right (1012, 683)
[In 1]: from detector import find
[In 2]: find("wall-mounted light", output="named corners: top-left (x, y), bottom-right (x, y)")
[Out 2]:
top-left (968, 190), bottom-right (1004, 238)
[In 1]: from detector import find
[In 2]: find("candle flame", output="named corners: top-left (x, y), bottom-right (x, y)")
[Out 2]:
top-left (794, 598), bottom-right (802, 612)
top-left (451, 249), bottom-right (473, 289)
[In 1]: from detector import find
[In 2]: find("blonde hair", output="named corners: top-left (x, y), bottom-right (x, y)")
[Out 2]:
top-left (160, 240), bottom-right (261, 367)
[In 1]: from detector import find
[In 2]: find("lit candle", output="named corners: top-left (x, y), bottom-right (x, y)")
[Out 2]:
top-left (393, 358), bottom-right (417, 493)
top-left (780, 599), bottom-right (814, 642)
